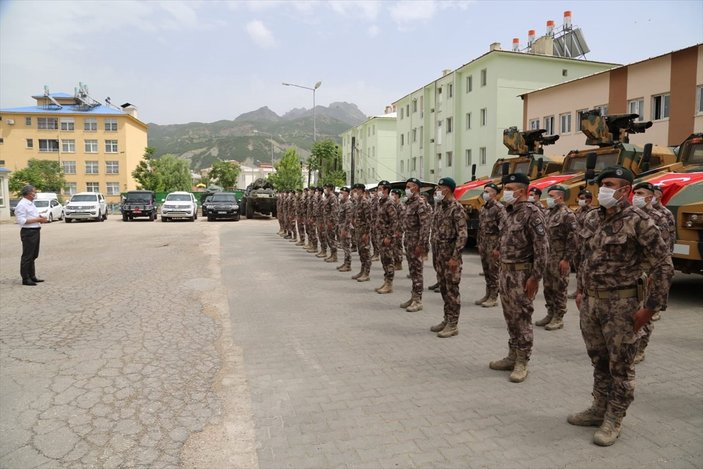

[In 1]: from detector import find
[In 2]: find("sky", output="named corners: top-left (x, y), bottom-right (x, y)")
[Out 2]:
top-left (1, 0), bottom-right (701, 125)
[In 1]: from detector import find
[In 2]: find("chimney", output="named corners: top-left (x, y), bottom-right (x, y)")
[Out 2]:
top-left (512, 38), bottom-right (520, 51)
top-left (384, 105), bottom-right (394, 114)
top-left (532, 36), bottom-right (554, 56)
top-left (564, 10), bottom-right (572, 30)
top-left (121, 103), bottom-right (138, 118)
top-left (546, 20), bottom-right (555, 36)
top-left (442, 69), bottom-right (452, 76)
top-left (489, 42), bottom-right (502, 51)
top-left (527, 29), bottom-right (536, 48)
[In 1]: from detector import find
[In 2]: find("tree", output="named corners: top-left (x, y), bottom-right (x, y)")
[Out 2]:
top-left (310, 139), bottom-right (345, 187)
top-left (9, 159), bottom-right (66, 196)
top-left (208, 160), bottom-right (241, 189)
top-left (132, 148), bottom-right (192, 192)
top-left (268, 147), bottom-right (302, 191)
top-left (132, 147), bottom-right (161, 191)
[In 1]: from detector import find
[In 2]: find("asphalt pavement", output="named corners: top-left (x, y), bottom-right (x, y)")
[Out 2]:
top-left (1, 216), bottom-right (701, 468)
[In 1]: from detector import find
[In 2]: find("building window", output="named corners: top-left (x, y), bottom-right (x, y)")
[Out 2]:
top-left (437, 153), bottom-right (442, 170)
top-left (465, 149), bottom-right (472, 166)
top-left (62, 139), bottom-right (75, 153)
top-left (106, 182), bottom-right (120, 196)
top-left (628, 99), bottom-right (645, 121)
top-left (436, 121), bottom-right (442, 145)
top-left (60, 118), bottom-right (75, 131)
top-left (529, 119), bottom-right (540, 130)
top-left (367, 127), bottom-right (371, 137)
top-left (419, 126), bottom-right (423, 149)
top-left (419, 96), bottom-right (423, 116)
top-left (26, 139), bottom-right (33, 149)
top-left (544, 116), bottom-right (555, 135)
top-left (38, 117), bottom-right (58, 130)
top-left (559, 113), bottom-right (571, 134)
top-left (105, 119), bottom-right (118, 132)
top-left (480, 147), bottom-right (487, 165)
top-left (84, 118), bottom-right (97, 131)
top-left (697, 86), bottom-right (703, 114)
top-left (480, 68), bottom-right (487, 87)
top-left (86, 182), bottom-right (100, 193)
top-left (400, 134), bottom-right (405, 146)
top-left (562, 69), bottom-right (568, 77)
top-left (66, 182), bottom-right (77, 196)
top-left (85, 139), bottom-right (98, 153)
top-left (85, 161), bottom-right (99, 175)
top-left (446, 151), bottom-right (453, 167)
top-left (595, 105), bottom-right (608, 116)
top-left (652, 94), bottom-right (670, 120)
top-left (466, 112), bottom-right (472, 130)
top-left (406, 104), bottom-right (410, 117)
top-left (446, 117), bottom-right (453, 133)
top-left (480, 108), bottom-right (487, 126)
top-left (25, 117), bottom-right (32, 126)
top-left (575, 109), bottom-right (588, 131)
top-left (38, 139), bottom-right (59, 152)
top-left (412, 128), bottom-right (417, 143)
top-left (412, 99), bottom-right (417, 113)
top-left (400, 160), bottom-right (405, 173)
top-left (372, 125), bottom-right (375, 135)
top-left (400, 108), bottom-right (404, 119)
top-left (106, 161), bottom-right (119, 174)
top-left (448, 83), bottom-right (453, 98)
top-left (63, 161), bottom-right (76, 174)
top-left (466, 75), bottom-right (473, 93)
top-left (412, 157), bottom-right (417, 171)
top-left (105, 140), bottom-right (118, 153)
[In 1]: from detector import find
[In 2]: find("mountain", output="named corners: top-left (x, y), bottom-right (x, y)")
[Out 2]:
top-left (147, 103), bottom-right (367, 171)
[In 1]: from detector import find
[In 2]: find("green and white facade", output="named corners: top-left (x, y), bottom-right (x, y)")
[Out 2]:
top-left (341, 112), bottom-right (398, 185)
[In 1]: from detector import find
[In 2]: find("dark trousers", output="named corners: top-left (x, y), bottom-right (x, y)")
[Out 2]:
top-left (20, 228), bottom-right (40, 280)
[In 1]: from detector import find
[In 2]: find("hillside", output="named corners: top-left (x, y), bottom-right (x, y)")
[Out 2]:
top-left (147, 102), bottom-right (367, 171)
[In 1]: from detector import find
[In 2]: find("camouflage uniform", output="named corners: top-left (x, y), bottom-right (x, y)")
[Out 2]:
top-left (432, 198), bottom-right (468, 327)
top-left (393, 198), bottom-right (405, 267)
top-left (576, 199), bottom-right (673, 428)
top-left (353, 194), bottom-right (373, 278)
top-left (498, 201), bottom-right (548, 359)
top-left (542, 203), bottom-right (578, 326)
top-left (324, 192), bottom-right (339, 259)
top-left (651, 199), bottom-right (675, 252)
top-left (285, 193), bottom-right (295, 239)
top-left (314, 192), bottom-right (327, 253)
top-left (370, 194), bottom-right (380, 258)
top-left (337, 195), bottom-right (353, 268)
top-left (305, 192), bottom-right (317, 250)
top-left (377, 195), bottom-right (398, 283)
top-left (403, 193), bottom-right (431, 299)
top-left (295, 192), bottom-right (306, 243)
top-left (276, 194), bottom-right (284, 233)
top-left (477, 198), bottom-right (506, 302)
top-left (575, 205), bottom-right (594, 229)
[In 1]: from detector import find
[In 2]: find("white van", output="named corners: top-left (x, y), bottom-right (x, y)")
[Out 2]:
top-left (64, 192), bottom-right (108, 222)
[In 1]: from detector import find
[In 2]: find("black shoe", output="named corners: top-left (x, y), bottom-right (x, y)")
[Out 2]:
top-left (22, 279), bottom-right (37, 286)
top-left (30, 277), bottom-right (45, 283)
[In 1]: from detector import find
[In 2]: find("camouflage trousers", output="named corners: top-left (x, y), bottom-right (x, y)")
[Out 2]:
top-left (326, 223), bottom-right (338, 255)
top-left (288, 216), bottom-right (297, 237)
top-left (278, 210), bottom-right (284, 229)
top-left (404, 238), bottom-right (424, 297)
top-left (338, 228), bottom-right (351, 265)
top-left (435, 243), bottom-right (462, 326)
top-left (306, 218), bottom-right (317, 247)
top-left (393, 235), bottom-right (403, 265)
top-left (351, 227), bottom-right (357, 250)
top-left (544, 256), bottom-right (569, 319)
top-left (371, 229), bottom-right (380, 256)
top-left (478, 236), bottom-right (500, 295)
top-left (637, 322), bottom-right (654, 355)
top-left (317, 221), bottom-right (327, 250)
top-left (380, 241), bottom-right (395, 282)
top-left (297, 216), bottom-right (306, 241)
top-left (579, 295), bottom-right (642, 419)
top-left (356, 232), bottom-right (371, 274)
top-left (498, 269), bottom-right (535, 358)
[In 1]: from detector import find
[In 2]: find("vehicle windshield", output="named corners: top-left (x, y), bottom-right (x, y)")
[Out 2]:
top-left (490, 160), bottom-right (530, 178)
top-left (211, 194), bottom-right (236, 202)
top-left (562, 152), bottom-right (619, 174)
top-left (166, 194), bottom-right (192, 202)
top-left (684, 142), bottom-right (703, 164)
top-left (71, 194), bottom-right (98, 202)
top-left (126, 193), bottom-right (153, 203)
top-left (34, 200), bottom-right (49, 207)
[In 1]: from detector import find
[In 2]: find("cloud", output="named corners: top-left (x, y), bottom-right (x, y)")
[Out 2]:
top-left (368, 25), bottom-right (380, 37)
top-left (329, 1), bottom-right (380, 21)
top-left (388, 0), bottom-right (437, 28)
top-left (246, 20), bottom-right (276, 48)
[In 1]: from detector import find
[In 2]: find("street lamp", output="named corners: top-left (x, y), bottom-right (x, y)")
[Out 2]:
top-left (252, 130), bottom-right (275, 167)
top-left (282, 81), bottom-right (321, 185)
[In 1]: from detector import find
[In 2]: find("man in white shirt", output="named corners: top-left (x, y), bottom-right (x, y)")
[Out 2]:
top-left (14, 185), bottom-right (48, 286)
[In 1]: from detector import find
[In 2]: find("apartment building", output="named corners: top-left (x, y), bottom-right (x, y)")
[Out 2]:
top-left (0, 86), bottom-right (148, 204)
top-left (341, 111), bottom-right (398, 184)
top-left (394, 45), bottom-right (617, 184)
top-left (522, 44), bottom-right (703, 155)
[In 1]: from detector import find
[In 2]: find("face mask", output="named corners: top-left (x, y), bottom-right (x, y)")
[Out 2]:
top-left (546, 197), bottom-right (556, 209)
top-left (527, 195), bottom-right (535, 203)
top-left (578, 199), bottom-right (587, 207)
top-left (434, 191), bottom-right (444, 202)
top-left (352, 192), bottom-right (359, 200)
top-left (632, 195), bottom-right (647, 208)
top-left (405, 189), bottom-right (413, 198)
top-left (597, 186), bottom-right (619, 208)
top-left (503, 190), bottom-right (517, 205)
top-left (482, 192), bottom-right (491, 202)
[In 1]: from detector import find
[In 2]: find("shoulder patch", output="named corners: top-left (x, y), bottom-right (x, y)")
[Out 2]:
top-left (532, 217), bottom-right (546, 236)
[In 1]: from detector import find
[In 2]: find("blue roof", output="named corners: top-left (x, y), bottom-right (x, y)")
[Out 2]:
top-left (31, 92), bottom-right (74, 99)
top-left (1, 104), bottom-right (126, 115)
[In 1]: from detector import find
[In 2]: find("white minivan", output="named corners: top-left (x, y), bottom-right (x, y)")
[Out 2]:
top-left (64, 192), bottom-right (108, 222)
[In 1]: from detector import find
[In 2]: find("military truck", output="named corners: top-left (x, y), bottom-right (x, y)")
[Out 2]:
top-left (459, 127), bottom-right (562, 245)
top-left (241, 178), bottom-right (277, 219)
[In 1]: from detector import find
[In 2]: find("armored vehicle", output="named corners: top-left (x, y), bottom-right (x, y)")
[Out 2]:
top-left (241, 178), bottom-right (277, 219)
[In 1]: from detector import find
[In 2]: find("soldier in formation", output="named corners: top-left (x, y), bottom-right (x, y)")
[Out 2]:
top-left (295, 189), bottom-right (306, 246)
top-left (475, 182), bottom-right (506, 308)
top-left (399, 178), bottom-right (431, 312)
top-left (429, 177), bottom-right (468, 338)
top-left (314, 187), bottom-right (328, 258)
top-left (323, 183), bottom-right (339, 264)
top-left (374, 180), bottom-right (398, 294)
top-left (336, 187), bottom-right (353, 272)
top-left (489, 173), bottom-right (548, 383)
top-left (390, 189), bottom-right (405, 271)
top-left (351, 183), bottom-right (373, 282)
top-left (569, 166), bottom-right (673, 447)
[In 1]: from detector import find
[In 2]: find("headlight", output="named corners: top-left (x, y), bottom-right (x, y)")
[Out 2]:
top-left (233, 205), bottom-right (239, 209)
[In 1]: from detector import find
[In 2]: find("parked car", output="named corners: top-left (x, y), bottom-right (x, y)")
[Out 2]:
top-left (33, 197), bottom-right (64, 222)
top-left (121, 190), bottom-right (157, 221)
top-left (161, 191), bottom-right (198, 222)
top-left (201, 195), bottom-right (214, 217)
top-left (9, 198), bottom-right (19, 216)
top-left (206, 192), bottom-right (241, 221)
top-left (64, 192), bottom-right (108, 222)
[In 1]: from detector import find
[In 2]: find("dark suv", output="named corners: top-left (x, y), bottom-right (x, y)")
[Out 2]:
top-left (206, 192), bottom-right (241, 221)
top-left (121, 190), bottom-right (158, 221)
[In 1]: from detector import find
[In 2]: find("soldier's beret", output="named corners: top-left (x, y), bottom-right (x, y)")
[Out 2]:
top-left (437, 177), bottom-right (456, 191)
top-left (529, 187), bottom-right (542, 196)
top-left (377, 180), bottom-right (391, 188)
top-left (323, 183), bottom-right (335, 189)
top-left (653, 185), bottom-right (664, 194)
top-left (304, 187), bottom-right (309, 191)
top-left (340, 186), bottom-right (350, 193)
top-left (547, 184), bottom-right (567, 194)
top-left (484, 182), bottom-right (501, 193)
top-left (502, 173), bottom-right (530, 186)
top-left (633, 181), bottom-right (655, 193)
top-left (578, 189), bottom-right (593, 198)
top-left (391, 188), bottom-right (402, 196)
top-left (596, 166), bottom-right (634, 185)
top-left (352, 183), bottom-right (365, 190)
top-left (406, 177), bottom-right (421, 187)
